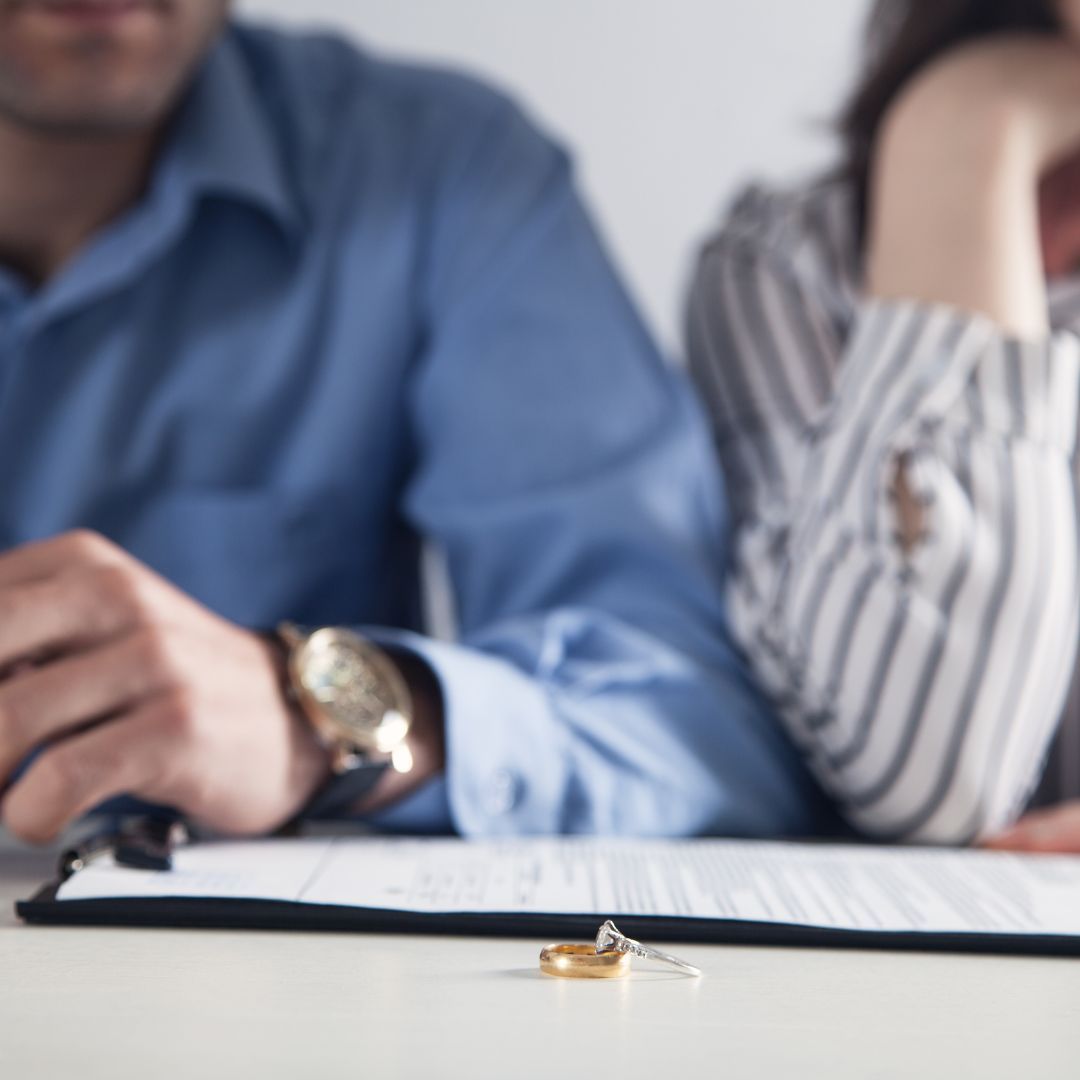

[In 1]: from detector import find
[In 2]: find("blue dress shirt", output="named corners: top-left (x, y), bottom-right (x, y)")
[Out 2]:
top-left (0, 23), bottom-right (828, 836)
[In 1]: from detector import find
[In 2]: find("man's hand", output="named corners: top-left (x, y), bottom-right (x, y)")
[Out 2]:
top-left (985, 802), bottom-right (1080, 854)
top-left (0, 530), bottom-right (332, 843)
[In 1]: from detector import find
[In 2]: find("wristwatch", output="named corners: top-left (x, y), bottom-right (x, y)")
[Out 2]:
top-left (277, 622), bottom-right (414, 818)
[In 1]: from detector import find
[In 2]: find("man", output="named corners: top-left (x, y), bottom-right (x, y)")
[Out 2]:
top-left (0, 0), bottom-right (822, 844)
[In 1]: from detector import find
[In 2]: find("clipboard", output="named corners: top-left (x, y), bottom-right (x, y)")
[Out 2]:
top-left (15, 832), bottom-right (1080, 958)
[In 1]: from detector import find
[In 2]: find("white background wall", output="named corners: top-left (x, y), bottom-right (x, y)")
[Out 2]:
top-left (237, 0), bottom-right (870, 351)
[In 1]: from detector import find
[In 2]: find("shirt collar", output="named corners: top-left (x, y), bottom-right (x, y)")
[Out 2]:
top-left (6, 28), bottom-right (302, 329)
top-left (160, 27), bottom-right (302, 241)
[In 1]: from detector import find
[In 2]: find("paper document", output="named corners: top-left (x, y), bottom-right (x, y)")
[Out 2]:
top-left (54, 837), bottom-right (1080, 939)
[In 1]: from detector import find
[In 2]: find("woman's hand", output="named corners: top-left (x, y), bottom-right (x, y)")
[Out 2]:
top-left (1039, 151), bottom-right (1080, 277)
top-left (985, 801), bottom-right (1080, 853)
top-left (868, 35), bottom-right (1080, 339)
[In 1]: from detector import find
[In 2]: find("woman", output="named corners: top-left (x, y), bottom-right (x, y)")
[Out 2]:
top-left (689, 0), bottom-right (1080, 848)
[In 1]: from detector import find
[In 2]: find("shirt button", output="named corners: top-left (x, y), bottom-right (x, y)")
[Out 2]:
top-left (484, 769), bottom-right (522, 816)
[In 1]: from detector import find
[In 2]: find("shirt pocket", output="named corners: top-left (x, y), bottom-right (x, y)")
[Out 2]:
top-left (116, 487), bottom-right (368, 629)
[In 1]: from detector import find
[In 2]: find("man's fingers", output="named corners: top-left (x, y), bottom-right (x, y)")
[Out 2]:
top-left (0, 561), bottom-right (156, 670)
top-left (0, 530), bottom-right (123, 590)
top-left (0, 629), bottom-right (177, 782)
top-left (0, 698), bottom-right (182, 844)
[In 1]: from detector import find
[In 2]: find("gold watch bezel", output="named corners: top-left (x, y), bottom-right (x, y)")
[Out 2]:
top-left (279, 624), bottom-right (413, 771)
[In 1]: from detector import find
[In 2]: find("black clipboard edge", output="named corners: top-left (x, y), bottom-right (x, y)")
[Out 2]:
top-left (15, 885), bottom-right (1080, 958)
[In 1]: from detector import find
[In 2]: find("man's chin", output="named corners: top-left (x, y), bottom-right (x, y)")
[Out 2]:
top-left (0, 76), bottom-right (180, 137)
top-left (0, 0), bottom-right (226, 138)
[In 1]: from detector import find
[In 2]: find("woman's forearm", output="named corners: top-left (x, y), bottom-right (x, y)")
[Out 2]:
top-left (868, 37), bottom-right (1080, 339)
top-left (868, 98), bottom-right (1048, 339)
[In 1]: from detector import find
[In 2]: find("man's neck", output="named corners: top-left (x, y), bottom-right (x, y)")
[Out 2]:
top-left (0, 116), bottom-right (161, 288)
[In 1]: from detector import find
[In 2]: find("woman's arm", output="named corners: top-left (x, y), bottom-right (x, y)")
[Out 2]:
top-left (690, 39), bottom-right (1080, 843)
top-left (867, 39), bottom-right (1075, 340)
top-left (870, 36), bottom-right (1080, 545)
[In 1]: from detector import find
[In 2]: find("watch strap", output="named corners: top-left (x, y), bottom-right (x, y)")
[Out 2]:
top-left (301, 758), bottom-right (390, 820)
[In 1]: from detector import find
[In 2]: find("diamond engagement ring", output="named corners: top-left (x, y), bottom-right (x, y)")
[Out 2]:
top-left (594, 920), bottom-right (703, 976)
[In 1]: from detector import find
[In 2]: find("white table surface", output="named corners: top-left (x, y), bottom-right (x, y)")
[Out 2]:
top-left (2, 837), bottom-right (1080, 1080)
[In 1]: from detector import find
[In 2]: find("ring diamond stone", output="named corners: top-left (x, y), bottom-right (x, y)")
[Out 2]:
top-left (594, 920), bottom-right (702, 976)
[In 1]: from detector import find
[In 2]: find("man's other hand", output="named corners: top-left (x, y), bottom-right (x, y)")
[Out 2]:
top-left (0, 530), bottom-right (331, 843)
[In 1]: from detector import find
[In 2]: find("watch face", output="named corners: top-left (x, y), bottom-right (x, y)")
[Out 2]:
top-left (294, 629), bottom-right (410, 752)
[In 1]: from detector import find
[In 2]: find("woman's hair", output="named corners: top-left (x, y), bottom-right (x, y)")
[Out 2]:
top-left (840, 0), bottom-right (1060, 236)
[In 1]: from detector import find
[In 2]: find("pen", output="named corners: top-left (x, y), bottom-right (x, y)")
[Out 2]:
top-left (58, 817), bottom-right (188, 881)
top-left (58, 831), bottom-right (117, 879)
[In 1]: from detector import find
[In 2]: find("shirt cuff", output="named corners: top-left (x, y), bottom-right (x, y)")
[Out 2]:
top-left (966, 332), bottom-right (1080, 451)
top-left (838, 299), bottom-right (1080, 453)
top-left (365, 627), bottom-right (567, 836)
top-left (365, 775), bottom-right (454, 834)
top-left (832, 300), bottom-right (996, 433)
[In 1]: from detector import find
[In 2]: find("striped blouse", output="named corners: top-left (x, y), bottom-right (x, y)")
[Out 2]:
top-left (688, 178), bottom-right (1080, 844)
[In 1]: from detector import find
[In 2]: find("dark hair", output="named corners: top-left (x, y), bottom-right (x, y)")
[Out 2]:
top-left (840, 0), bottom-right (1060, 238)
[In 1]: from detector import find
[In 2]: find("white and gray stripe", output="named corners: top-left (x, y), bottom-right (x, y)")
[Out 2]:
top-left (689, 180), bottom-right (1080, 843)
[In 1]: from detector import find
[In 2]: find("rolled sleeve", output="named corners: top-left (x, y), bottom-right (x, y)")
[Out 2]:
top-left (831, 300), bottom-right (1080, 452)
top-left (366, 629), bottom-right (567, 833)
top-left (370, 603), bottom-right (824, 839)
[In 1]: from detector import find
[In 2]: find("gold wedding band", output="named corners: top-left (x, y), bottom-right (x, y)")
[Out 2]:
top-left (539, 943), bottom-right (632, 979)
